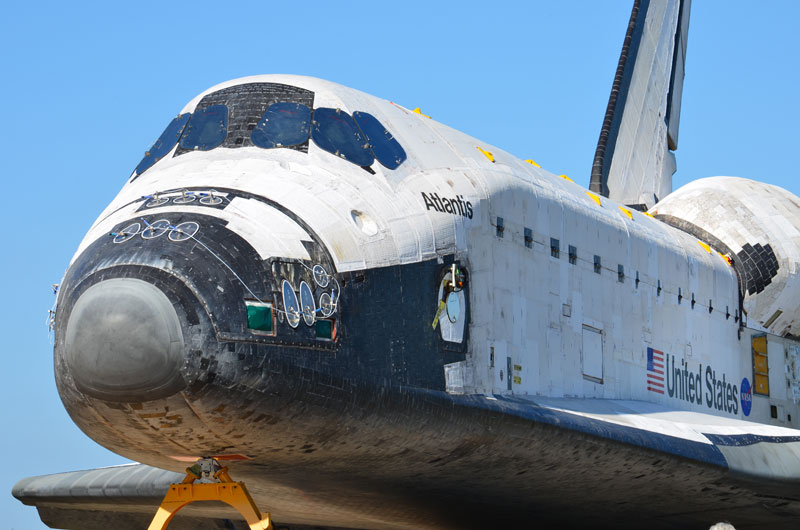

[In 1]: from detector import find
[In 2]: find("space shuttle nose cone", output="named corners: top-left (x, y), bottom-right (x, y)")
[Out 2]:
top-left (63, 278), bottom-right (186, 402)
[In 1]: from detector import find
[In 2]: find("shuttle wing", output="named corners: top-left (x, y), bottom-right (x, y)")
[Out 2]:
top-left (440, 393), bottom-right (800, 488)
top-left (500, 395), bottom-right (800, 481)
top-left (590, 0), bottom-right (691, 210)
top-left (11, 465), bottom-right (207, 530)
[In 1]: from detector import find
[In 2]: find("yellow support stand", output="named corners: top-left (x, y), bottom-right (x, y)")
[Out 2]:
top-left (148, 459), bottom-right (272, 530)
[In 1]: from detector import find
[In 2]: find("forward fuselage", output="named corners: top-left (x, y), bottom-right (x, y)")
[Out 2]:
top-left (53, 75), bottom-right (800, 529)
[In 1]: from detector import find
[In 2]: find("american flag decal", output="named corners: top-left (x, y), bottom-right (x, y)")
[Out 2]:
top-left (646, 347), bottom-right (665, 394)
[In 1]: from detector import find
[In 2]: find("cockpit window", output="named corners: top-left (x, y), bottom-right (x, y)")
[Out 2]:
top-left (132, 113), bottom-right (190, 178)
top-left (130, 83), bottom-right (408, 174)
top-left (251, 102), bottom-right (312, 149)
top-left (179, 105), bottom-right (228, 151)
top-left (311, 108), bottom-right (374, 167)
top-left (353, 112), bottom-right (407, 170)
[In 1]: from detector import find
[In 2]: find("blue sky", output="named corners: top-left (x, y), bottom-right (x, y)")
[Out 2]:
top-left (2, 2), bottom-right (797, 528)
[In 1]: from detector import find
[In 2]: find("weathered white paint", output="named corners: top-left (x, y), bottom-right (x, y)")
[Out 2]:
top-left (653, 177), bottom-right (800, 337)
top-left (72, 74), bottom-right (800, 441)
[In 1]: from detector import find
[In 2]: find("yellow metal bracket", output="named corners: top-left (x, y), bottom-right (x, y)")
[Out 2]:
top-left (148, 459), bottom-right (272, 530)
top-left (476, 146), bottom-right (495, 163)
top-left (585, 191), bottom-right (602, 206)
top-left (412, 107), bottom-right (431, 118)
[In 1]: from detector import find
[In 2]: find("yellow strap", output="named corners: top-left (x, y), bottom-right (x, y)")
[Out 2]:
top-left (432, 300), bottom-right (446, 329)
top-left (524, 159), bottom-right (541, 168)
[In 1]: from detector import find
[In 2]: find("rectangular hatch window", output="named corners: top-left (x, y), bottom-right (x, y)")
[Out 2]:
top-left (245, 301), bottom-right (274, 335)
top-left (316, 319), bottom-right (336, 341)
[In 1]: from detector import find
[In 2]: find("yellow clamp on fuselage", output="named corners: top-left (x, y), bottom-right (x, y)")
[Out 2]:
top-left (476, 146), bottom-right (495, 163)
top-left (585, 191), bottom-right (602, 206)
top-left (412, 107), bottom-right (431, 119)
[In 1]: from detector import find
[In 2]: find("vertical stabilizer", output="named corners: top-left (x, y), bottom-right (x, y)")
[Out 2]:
top-left (590, 0), bottom-right (691, 210)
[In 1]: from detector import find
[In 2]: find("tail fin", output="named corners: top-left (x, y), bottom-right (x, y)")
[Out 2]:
top-left (590, 0), bottom-right (691, 210)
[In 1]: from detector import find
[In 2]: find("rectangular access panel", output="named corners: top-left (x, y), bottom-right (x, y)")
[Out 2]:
top-left (752, 335), bottom-right (770, 396)
top-left (582, 325), bottom-right (603, 382)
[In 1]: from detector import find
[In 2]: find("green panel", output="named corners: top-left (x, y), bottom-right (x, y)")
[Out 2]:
top-left (246, 303), bottom-right (273, 332)
top-left (315, 319), bottom-right (333, 340)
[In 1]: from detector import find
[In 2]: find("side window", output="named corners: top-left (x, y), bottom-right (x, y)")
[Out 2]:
top-left (352, 111), bottom-right (406, 169)
top-left (179, 104), bottom-right (228, 151)
top-left (251, 102), bottom-right (312, 149)
top-left (132, 113), bottom-right (190, 178)
top-left (311, 108), bottom-right (374, 167)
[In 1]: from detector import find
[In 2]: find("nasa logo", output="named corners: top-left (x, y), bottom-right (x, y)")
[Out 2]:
top-left (740, 377), bottom-right (752, 416)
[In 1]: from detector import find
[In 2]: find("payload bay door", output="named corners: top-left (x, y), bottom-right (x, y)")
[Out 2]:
top-left (582, 325), bottom-right (603, 383)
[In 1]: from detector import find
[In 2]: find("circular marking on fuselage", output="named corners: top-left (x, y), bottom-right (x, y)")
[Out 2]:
top-left (740, 377), bottom-right (753, 416)
top-left (351, 210), bottom-right (378, 236)
top-left (282, 280), bottom-right (301, 328)
top-left (319, 292), bottom-right (334, 317)
top-left (145, 197), bottom-right (170, 208)
top-left (113, 222), bottom-right (141, 244)
top-left (299, 281), bottom-right (316, 326)
top-left (141, 219), bottom-right (171, 239)
top-left (313, 264), bottom-right (329, 287)
top-left (168, 221), bottom-right (199, 242)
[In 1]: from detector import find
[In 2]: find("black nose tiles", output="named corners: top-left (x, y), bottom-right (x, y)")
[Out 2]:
top-left (736, 242), bottom-right (779, 295)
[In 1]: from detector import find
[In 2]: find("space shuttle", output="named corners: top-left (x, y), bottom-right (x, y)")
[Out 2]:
top-left (14, 1), bottom-right (800, 528)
